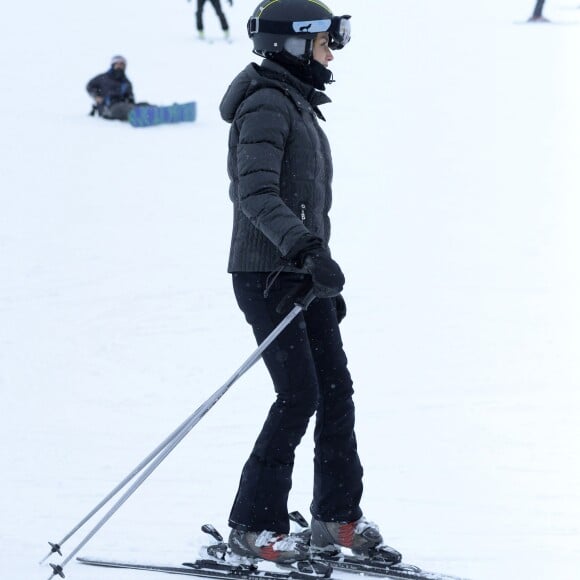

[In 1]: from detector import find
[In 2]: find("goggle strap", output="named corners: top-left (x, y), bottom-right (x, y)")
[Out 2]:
top-left (248, 15), bottom-right (350, 40)
top-left (249, 18), bottom-right (325, 36)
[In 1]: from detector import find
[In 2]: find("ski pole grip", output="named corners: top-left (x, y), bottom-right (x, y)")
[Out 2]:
top-left (275, 280), bottom-right (313, 314)
top-left (296, 288), bottom-right (316, 310)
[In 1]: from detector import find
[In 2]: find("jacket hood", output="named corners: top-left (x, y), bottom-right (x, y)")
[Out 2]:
top-left (219, 59), bottom-right (331, 124)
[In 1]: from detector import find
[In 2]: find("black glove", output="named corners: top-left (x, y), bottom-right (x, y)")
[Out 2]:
top-left (287, 237), bottom-right (345, 298)
top-left (334, 294), bottom-right (346, 323)
top-left (304, 249), bottom-right (344, 298)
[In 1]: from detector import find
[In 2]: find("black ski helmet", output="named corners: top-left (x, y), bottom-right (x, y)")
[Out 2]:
top-left (247, 0), bottom-right (351, 63)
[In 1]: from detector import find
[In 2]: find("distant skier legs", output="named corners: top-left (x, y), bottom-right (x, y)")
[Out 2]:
top-left (529, 0), bottom-right (547, 21)
top-left (196, 0), bottom-right (229, 34)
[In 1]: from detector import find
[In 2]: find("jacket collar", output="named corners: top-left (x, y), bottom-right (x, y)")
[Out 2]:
top-left (219, 60), bottom-right (332, 124)
top-left (259, 59), bottom-right (332, 111)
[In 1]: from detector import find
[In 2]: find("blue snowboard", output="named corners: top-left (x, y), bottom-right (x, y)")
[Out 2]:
top-left (129, 102), bottom-right (197, 127)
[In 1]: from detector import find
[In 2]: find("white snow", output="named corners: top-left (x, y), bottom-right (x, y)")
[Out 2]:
top-left (1, 0), bottom-right (579, 579)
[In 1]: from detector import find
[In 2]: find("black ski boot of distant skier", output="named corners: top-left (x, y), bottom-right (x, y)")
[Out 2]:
top-left (288, 511), bottom-right (470, 580)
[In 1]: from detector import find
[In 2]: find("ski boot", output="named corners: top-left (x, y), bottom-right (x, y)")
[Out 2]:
top-left (229, 529), bottom-right (311, 564)
top-left (310, 516), bottom-right (402, 563)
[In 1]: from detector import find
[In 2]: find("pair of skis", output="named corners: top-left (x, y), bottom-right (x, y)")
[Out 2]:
top-left (76, 512), bottom-right (468, 580)
top-left (78, 557), bottom-right (330, 580)
top-left (78, 555), bottom-right (465, 580)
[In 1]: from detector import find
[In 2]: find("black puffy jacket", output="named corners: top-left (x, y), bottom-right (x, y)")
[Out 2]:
top-left (220, 59), bottom-right (334, 273)
top-left (86, 68), bottom-right (135, 113)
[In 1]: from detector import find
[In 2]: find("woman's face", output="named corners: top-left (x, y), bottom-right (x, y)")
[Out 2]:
top-left (312, 33), bottom-right (334, 66)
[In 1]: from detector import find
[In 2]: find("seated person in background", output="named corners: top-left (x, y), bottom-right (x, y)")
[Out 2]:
top-left (86, 55), bottom-right (144, 121)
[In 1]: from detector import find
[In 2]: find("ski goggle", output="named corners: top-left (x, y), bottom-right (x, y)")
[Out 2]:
top-left (248, 15), bottom-right (351, 50)
top-left (292, 16), bottom-right (351, 49)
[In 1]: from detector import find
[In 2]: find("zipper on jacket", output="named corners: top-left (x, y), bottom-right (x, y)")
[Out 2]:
top-left (300, 203), bottom-right (306, 222)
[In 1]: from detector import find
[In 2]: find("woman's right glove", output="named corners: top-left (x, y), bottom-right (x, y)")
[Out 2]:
top-left (287, 238), bottom-right (345, 298)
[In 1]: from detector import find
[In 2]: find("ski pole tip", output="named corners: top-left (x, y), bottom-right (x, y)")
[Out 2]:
top-left (39, 542), bottom-right (62, 565)
top-left (49, 542), bottom-right (63, 556)
top-left (48, 563), bottom-right (66, 578)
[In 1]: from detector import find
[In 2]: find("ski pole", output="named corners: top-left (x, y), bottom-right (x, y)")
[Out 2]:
top-left (40, 381), bottom-right (236, 563)
top-left (45, 290), bottom-right (316, 578)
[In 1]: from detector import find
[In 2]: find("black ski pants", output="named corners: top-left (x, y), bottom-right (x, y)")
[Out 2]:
top-left (228, 272), bottom-right (363, 533)
top-left (196, 0), bottom-right (229, 31)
